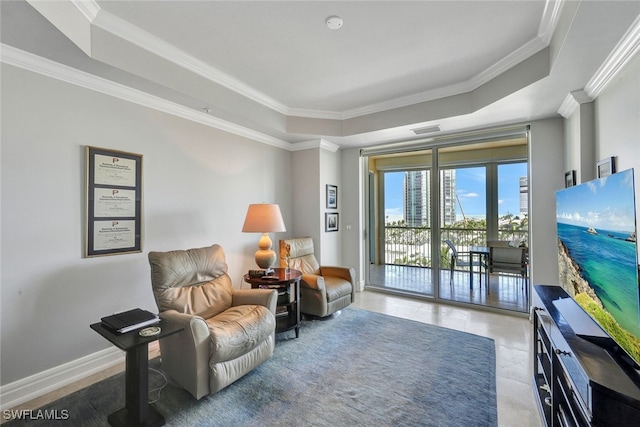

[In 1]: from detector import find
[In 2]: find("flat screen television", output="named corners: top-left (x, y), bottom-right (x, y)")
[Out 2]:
top-left (555, 168), bottom-right (640, 368)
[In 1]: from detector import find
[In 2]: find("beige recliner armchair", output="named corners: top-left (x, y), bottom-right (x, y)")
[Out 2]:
top-left (279, 237), bottom-right (355, 318)
top-left (148, 244), bottom-right (277, 400)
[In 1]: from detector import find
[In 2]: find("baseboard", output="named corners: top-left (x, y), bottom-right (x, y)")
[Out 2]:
top-left (0, 342), bottom-right (159, 411)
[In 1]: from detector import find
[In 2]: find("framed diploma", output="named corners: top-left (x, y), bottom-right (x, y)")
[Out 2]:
top-left (85, 146), bottom-right (142, 257)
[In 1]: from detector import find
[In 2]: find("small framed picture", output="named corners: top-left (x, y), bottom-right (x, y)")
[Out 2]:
top-left (325, 212), bottom-right (339, 232)
top-left (326, 184), bottom-right (338, 209)
top-left (564, 170), bottom-right (576, 188)
top-left (597, 157), bottom-right (616, 178)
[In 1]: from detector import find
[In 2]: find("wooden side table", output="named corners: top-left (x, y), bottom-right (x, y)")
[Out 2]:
top-left (90, 319), bottom-right (183, 427)
top-left (244, 268), bottom-right (302, 338)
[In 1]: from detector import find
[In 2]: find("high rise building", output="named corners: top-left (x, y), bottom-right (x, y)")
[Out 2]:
top-left (403, 169), bottom-right (457, 226)
top-left (403, 171), bottom-right (429, 226)
top-left (440, 169), bottom-right (457, 225)
top-left (519, 176), bottom-right (528, 216)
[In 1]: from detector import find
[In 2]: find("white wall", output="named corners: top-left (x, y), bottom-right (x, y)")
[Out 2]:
top-left (340, 148), bottom-right (364, 288)
top-left (319, 148), bottom-right (341, 265)
top-left (563, 52), bottom-right (640, 259)
top-left (594, 51), bottom-right (640, 209)
top-left (291, 148), bottom-right (321, 251)
top-left (0, 63), bottom-right (292, 386)
top-left (529, 118), bottom-right (565, 286)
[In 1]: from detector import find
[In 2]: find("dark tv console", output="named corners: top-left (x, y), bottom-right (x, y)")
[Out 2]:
top-left (533, 285), bottom-right (640, 426)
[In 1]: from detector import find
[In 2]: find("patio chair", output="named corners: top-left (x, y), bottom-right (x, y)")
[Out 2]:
top-left (443, 239), bottom-right (488, 291)
top-left (487, 245), bottom-right (529, 301)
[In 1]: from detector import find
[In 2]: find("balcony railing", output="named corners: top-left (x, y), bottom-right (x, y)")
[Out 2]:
top-left (383, 225), bottom-right (528, 268)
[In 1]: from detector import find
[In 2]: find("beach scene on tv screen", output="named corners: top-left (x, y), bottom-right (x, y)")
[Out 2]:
top-left (556, 168), bottom-right (640, 363)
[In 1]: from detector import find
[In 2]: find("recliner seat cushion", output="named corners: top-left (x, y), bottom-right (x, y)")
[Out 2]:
top-left (206, 305), bottom-right (275, 363)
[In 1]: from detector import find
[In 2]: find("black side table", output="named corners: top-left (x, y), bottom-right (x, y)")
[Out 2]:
top-left (90, 319), bottom-right (183, 427)
top-left (244, 268), bottom-right (302, 338)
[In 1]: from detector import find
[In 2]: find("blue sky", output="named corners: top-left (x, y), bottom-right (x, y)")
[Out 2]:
top-left (384, 163), bottom-right (527, 222)
top-left (556, 168), bottom-right (636, 232)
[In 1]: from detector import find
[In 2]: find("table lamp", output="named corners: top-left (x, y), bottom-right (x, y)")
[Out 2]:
top-left (242, 203), bottom-right (286, 271)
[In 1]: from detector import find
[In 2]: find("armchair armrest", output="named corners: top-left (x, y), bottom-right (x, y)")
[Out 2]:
top-left (232, 289), bottom-right (278, 316)
top-left (320, 266), bottom-right (356, 285)
top-left (320, 265), bottom-right (356, 302)
top-left (300, 273), bottom-right (325, 292)
top-left (158, 310), bottom-right (211, 399)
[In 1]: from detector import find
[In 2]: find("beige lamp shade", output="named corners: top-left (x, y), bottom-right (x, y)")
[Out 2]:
top-left (242, 204), bottom-right (286, 269)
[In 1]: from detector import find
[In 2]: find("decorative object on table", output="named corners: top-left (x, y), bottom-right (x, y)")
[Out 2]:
top-left (242, 203), bottom-right (286, 271)
top-left (326, 184), bottom-right (338, 209)
top-left (148, 244), bottom-right (277, 399)
top-left (279, 237), bottom-right (355, 317)
top-left (100, 308), bottom-right (159, 334)
top-left (325, 212), bottom-right (339, 232)
top-left (596, 156), bottom-right (616, 178)
top-left (282, 243), bottom-right (291, 274)
top-left (85, 146), bottom-right (143, 257)
top-left (139, 326), bottom-right (162, 337)
top-left (564, 170), bottom-right (576, 187)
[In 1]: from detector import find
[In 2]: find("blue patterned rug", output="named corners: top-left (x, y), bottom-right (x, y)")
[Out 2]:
top-left (7, 308), bottom-right (497, 426)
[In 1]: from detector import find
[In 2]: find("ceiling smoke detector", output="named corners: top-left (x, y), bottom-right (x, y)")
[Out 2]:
top-left (326, 16), bottom-right (343, 30)
top-left (412, 125), bottom-right (441, 135)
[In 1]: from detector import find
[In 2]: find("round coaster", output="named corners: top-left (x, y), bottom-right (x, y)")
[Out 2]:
top-left (139, 326), bottom-right (161, 337)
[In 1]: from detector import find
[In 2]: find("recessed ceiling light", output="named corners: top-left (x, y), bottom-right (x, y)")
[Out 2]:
top-left (326, 16), bottom-right (343, 30)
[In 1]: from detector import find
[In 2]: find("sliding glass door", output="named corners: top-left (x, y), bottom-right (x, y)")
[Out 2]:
top-left (364, 130), bottom-right (529, 312)
top-left (439, 166), bottom-right (487, 303)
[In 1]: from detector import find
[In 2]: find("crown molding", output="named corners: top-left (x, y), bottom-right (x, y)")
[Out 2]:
top-left (0, 44), bottom-right (292, 150)
top-left (538, 0), bottom-right (565, 44)
top-left (291, 36), bottom-right (549, 121)
top-left (584, 14), bottom-right (640, 99)
top-left (89, 5), bottom-right (290, 116)
top-left (69, 0), bottom-right (560, 123)
top-left (289, 139), bottom-right (340, 153)
top-left (70, 0), bottom-right (99, 22)
top-left (557, 90), bottom-right (591, 118)
top-left (558, 14), bottom-right (640, 118)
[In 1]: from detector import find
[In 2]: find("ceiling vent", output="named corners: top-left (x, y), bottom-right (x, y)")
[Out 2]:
top-left (412, 125), bottom-right (441, 135)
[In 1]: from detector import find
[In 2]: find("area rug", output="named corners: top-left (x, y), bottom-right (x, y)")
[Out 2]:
top-left (8, 308), bottom-right (497, 426)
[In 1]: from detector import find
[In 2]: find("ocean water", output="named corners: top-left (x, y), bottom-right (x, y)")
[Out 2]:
top-left (557, 222), bottom-right (640, 338)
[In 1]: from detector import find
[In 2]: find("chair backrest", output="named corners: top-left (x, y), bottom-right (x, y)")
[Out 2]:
top-left (489, 246), bottom-right (527, 273)
top-left (148, 244), bottom-right (233, 318)
top-left (486, 239), bottom-right (510, 247)
top-left (444, 239), bottom-right (458, 258)
top-left (279, 237), bottom-right (321, 275)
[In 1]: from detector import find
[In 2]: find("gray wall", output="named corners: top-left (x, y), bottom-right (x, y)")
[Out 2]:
top-left (594, 52), bottom-right (640, 206)
top-left (1, 63), bottom-right (293, 385)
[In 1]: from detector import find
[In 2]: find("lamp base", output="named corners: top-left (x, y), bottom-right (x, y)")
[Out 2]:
top-left (254, 232), bottom-right (276, 269)
top-left (254, 249), bottom-right (276, 270)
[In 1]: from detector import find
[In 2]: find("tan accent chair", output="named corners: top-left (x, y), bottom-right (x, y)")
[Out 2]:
top-left (279, 237), bottom-right (355, 317)
top-left (148, 244), bottom-right (277, 400)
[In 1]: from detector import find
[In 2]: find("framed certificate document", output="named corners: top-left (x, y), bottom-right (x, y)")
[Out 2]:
top-left (85, 146), bottom-right (142, 257)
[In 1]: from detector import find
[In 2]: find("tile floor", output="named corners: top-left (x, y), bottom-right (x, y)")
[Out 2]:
top-left (352, 289), bottom-right (542, 427)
